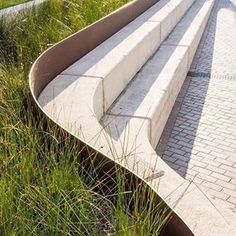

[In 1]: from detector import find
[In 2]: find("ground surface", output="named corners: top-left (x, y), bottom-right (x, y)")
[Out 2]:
top-left (156, 0), bottom-right (236, 210)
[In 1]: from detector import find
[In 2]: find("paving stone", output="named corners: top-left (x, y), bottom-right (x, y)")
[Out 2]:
top-left (197, 173), bottom-right (217, 183)
top-left (206, 165), bottom-right (226, 174)
top-left (216, 180), bottom-right (236, 191)
top-left (222, 188), bottom-right (236, 199)
top-left (225, 171), bottom-right (236, 179)
top-left (198, 152), bottom-right (215, 160)
top-left (163, 150), bottom-right (174, 156)
top-left (201, 181), bottom-right (223, 192)
top-left (206, 189), bottom-right (229, 201)
top-left (175, 159), bottom-right (189, 168)
top-left (211, 173), bottom-right (231, 182)
top-left (221, 164), bottom-right (236, 173)
top-left (201, 158), bottom-right (220, 167)
top-left (162, 155), bottom-right (177, 163)
top-left (193, 166), bottom-right (212, 175)
top-left (230, 179), bottom-right (236, 185)
top-left (215, 158), bottom-right (234, 166)
top-left (189, 159), bottom-right (207, 168)
top-left (228, 197), bottom-right (236, 205)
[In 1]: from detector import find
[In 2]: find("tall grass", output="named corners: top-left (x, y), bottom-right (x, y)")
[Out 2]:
top-left (0, 0), bottom-right (170, 235)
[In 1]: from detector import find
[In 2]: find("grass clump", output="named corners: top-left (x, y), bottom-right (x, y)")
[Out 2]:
top-left (0, 0), bottom-right (170, 235)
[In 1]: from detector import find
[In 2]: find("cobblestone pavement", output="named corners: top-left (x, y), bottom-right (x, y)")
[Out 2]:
top-left (156, 0), bottom-right (236, 209)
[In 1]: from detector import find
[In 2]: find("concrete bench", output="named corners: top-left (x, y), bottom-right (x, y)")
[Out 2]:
top-left (59, 0), bottom-right (194, 113)
top-left (32, 0), bottom-right (236, 235)
top-left (38, 0), bottom-right (194, 144)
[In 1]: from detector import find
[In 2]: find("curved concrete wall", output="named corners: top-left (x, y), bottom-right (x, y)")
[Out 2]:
top-left (29, 0), bottom-right (196, 235)
top-left (30, 0), bottom-right (236, 234)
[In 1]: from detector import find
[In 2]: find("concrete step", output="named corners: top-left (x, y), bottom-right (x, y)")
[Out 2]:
top-left (59, 0), bottom-right (194, 113)
top-left (38, 0), bottom-right (194, 142)
top-left (104, 0), bottom-right (215, 148)
top-left (101, 0), bottom-right (215, 187)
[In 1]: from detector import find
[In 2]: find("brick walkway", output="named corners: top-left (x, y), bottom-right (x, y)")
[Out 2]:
top-left (156, 0), bottom-right (236, 209)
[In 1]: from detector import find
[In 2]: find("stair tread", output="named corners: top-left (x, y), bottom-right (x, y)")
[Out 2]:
top-left (163, 0), bottom-right (214, 46)
top-left (62, 0), bottom-right (194, 78)
top-left (62, 20), bottom-right (160, 77)
top-left (106, 45), bottom-right (188, 118)
top-left (105, 0), bottom-right (213, 121)
top-left (39, 0), bottom-right (195, 117)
